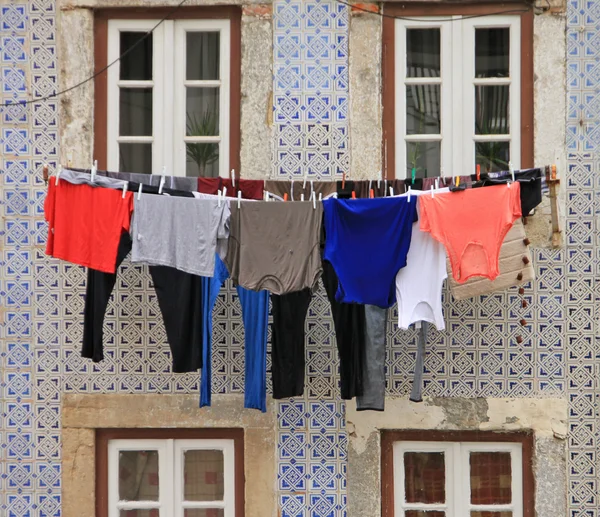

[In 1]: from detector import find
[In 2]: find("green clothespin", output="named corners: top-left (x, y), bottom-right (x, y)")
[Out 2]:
top-left (411, 167), bottom-right (416, 185)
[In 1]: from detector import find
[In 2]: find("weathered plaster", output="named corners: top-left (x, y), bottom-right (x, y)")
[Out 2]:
top-left (61, 394), bottom-right (277, 517)
top-left (348, 9), bottom-right (382, 180)
top-left (346, 397), bottom-right (567, 517)
top-left (59, 0), bottom-right (273, 8)
top-left (240, 7), bottom-right (273, 179)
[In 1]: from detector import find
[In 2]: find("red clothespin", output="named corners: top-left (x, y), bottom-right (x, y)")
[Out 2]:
top-left (369, 189), bottom-right (374, 199)
top-left (283, 193), bottom-right (288, 202)
top-left (351, 191), bottom-right (356, 199)
top-left (342, 172), bottom-right (346, 190)
top-left (476, 164), bottom-right (481, 181)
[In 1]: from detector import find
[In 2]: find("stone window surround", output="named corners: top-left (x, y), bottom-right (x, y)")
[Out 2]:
top-left (57, 0), bottom-right (273, 180)
top-left (61, 394), bottom-right (277, 517)
top-left (346, 397), bottom-right (568, 517)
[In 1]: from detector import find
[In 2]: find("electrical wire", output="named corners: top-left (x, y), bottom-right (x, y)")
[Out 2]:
top-left (334, 0), bottom-right (529, 21)
top-left (0, 0), bottom-right (189, 109)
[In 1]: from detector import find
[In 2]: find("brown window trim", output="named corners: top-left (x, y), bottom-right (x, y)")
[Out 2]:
top-left (381, 2), bottom-right (534, 179)
top-left (96, 428), bottom-right (245, 517)
top-left (381, 429), bottom-right (534, 517)
top-left (93, 6), bottom-right (241, 173)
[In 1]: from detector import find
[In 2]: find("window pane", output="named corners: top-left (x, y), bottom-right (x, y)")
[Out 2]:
top-left (475, 86), bottom-right (509, 135)
top-left (186, 143), bottom-right (219, 177)
top-left (475, 28), bottom-right (509, 78)
top-left (120, 88), bottom-right (153, 137)
top-left (120, 511), bottom-right (159, 517)
top-left (471, 513), bottom-right (512, 517)
top-left (184, 449), bottom-right (225, 501)
top-left (404, 452), bottom-right (445, 504)
top-left (118, 450), bottom-right (159, 501)
top-left (187, 32), bottom-right (220, 80)
top-left (407, 29), bottom-right (440, 78)
top-left (120, 32), bottom-right (152, 81)
top-left (186, 88), bottom-right (220, 137)
top-left (407, 85), bottom-right (440, 135)
top-left (406, 512), bottom-right (445, 517)
top-left (470, 451), bottom-right (512, 505)
top-left (184, 510), bottom-right (225, 517)
top-left (406, 141), bottom-right (440, 179)
top-left (119, 143), bottom-right (153, 174)
top-left (475, 142), bottom-right (509, 173)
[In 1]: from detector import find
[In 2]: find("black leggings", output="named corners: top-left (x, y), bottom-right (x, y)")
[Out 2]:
top-left (82, 232), bottom-right (203, 373)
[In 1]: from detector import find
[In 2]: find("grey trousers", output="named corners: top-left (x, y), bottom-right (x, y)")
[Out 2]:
top-left (356, 305), bottom-right (388, 411)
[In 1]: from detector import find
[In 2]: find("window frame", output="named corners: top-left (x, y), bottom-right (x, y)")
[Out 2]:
top-left (96, 428), bottom-right (245, 517)
top-left (94, 7), bottom-right (241, 177)
top-left (381, 430), bottom-right (535, 517)
top-left (382, 2), bottom-right (534, 180)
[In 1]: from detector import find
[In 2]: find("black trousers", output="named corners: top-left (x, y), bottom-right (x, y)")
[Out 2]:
top-left (271, 289), bottom-right (312, 399)
top-left (82, 232), bottom-right (204, 373)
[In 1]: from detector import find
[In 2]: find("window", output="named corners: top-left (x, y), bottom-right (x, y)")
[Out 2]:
top-left (382, 5), bottom-right (533, 179)
top-left (94, 8), bottom-right (241, 178)
top-left (96, 429), bottom-right (244, 517)
top-left (381, 431), bottom-right (534, 517)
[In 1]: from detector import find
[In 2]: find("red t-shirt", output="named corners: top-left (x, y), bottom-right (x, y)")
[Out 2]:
top-left (44, 180), bottom-right (133, 273)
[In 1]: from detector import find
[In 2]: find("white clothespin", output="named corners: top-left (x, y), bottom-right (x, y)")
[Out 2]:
top-left (301, 193), bottom-right (305, 202)
top-left (509, 161), bottom-right (515, 185)
top-left (389, 186), bottom-right (394, 197)
top-left (378, 170), bottom-right (382, 189)
top-left (237, 190), bottom-right (242, 208)
top-left (231, 169), bottom-right (235, 188)
top-left (435, 178), bottom-right (439, 190)
top-left (319, 192), bottom-right (323, 202)
top-left (384, 180), bottom-right (388, 197)
top-left (137, 183), bottom-right (143, 200)
top-left (368, 179), bottom-right (372, 194)
top-left (222, 186), bottom-right (227, 198)
top-left (303, 172), bottom-right (307, 189)
top-left (158, 166), bottom-right (166, 194)
top-left (291, 180), bottom-right (294, 201)
top-left (408, 186), bottom-right (411, 203)
top-left (90, 159), bottom-right (98, 183)
top-left (263, 190), bottom-right (267, 202)
top-left (122, 182), bottom-right (128, 199)
top-left (312, 191), bottom-right (316, 210)
top-left (55, 166), bottom-right (62, 186)
top-left (310, 180), bottom-right (314, 199)
top-left (217, 189), bottom-right (222, 208)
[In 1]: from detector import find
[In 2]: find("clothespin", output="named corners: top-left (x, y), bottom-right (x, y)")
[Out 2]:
top-left (407, 186), bottom-right (411, 202)
top-left (351, 191), bottom-right (356, 199)
top-left (368, 179), bottom-right (372, 194)
top-left (476, 164), bottom-right (481, 181)
top-left (263, 190), bottom-right (267, 202)
top-left (411, 167), bottom-right (416, 185)
top-left (122, 182), bottom-right (128, 198)
top-left (378, 170), bottom-right (382, 189)
top-left (217, 189), bottom-right (222, 207)
top-left (435, 178), bottom-right (439, 190)
top-left (310, 180), bottom-right (314, 199)
top-left (370, 189), bottom-right (374, 199)
top-left (222, 186), bottom-right (227, 198)
top-left (384, 180), bottom-right (388, 197)
top-left (159, 166), bottom-right (166, 194)
top-left (231, 169), bottom-right (236, 188)
top-left (137, 183), bottom-right (143, 200)
top-left (312, 191), bottom-right (317, 210)
top-left (319, 192), bottom-right (323, 202)
top-left (91, 159), bottom-right (98, 182)
top-left (42, 163), bottom-right (49, 185)
top-left (55, 166), bottom-right (62, 186)
top-left (455, 176), bottom-right (459, 188)
top-left (509, 161), bottom-right (515, 182)
top-left (284, 193), bottom-right (288, 202)
top-left (342, 172), bottom-right (346, 190)
top-left (389, 186), bottom-right (394, 197)
top-left (291, 180), bottom-right (294, 201)
top-left (301, 193), bottom-right (305, 202)
top-left (303, 172), bottom-right (307, 189)
top-left (237, 190), bottom-right (242, 208)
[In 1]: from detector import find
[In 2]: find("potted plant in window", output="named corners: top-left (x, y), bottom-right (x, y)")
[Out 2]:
top-left (186, 110), bottom-right (219, 177)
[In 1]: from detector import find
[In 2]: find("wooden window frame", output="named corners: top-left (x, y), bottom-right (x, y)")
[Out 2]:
top-left (93, 6), bottom-right (241, 175)
top-left (381, 430), bottom-right (535, 517)
top-left (382, 2), bottom-right (534, 179)
top-left (96, 428), bottom-right (245, 517)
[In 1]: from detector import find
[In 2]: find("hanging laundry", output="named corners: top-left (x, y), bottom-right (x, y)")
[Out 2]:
top-left (131, 194), bottom-right (230, 277)
top-left (225, 202), bottom-right (323, 295)
top-left (199, 255), bottom-right (269, 412)
top-left (323, 197), bottom-right (417, 308)
top-left (396, 188), bottom-right (449, 330)
top-left (44, 174), bottom-right (133, 274)
top-left (197, 177), bottom-right (265, 199)
top-left (265, 180), bottom-right (337, 201)
top-left (356, 305), bottom-right (387, 411)
top-left (410, 322), bottom-right (429, 403)
top-left (353, 179), bottom-right (406, 199)
top-left (419, 183), bottom-right (522, 283)
top-left (270, 289), bottom-right (312, 399)
top-left (446, 218), bottom-right (534, 300)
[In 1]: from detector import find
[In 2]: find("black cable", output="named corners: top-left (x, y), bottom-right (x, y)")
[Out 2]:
top-left (334, 0), bottom-right (529, 21)
top-left (0, 0), bottom-right (189, 109)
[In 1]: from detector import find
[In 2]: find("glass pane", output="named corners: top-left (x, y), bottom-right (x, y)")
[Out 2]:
top-left (120, 32), bottom-right (153, 81)
top-left (406, 512), bottom-right (445, 517)
top-left (187, 32), bottom-right (220, 80)
top-left (120, 88), bottom-right (153, 136)
top-left (406, 141), bottom-right (440, 179)
top-left (186, 88), bottom-right (220, 137)
top-left (475, 28), bottom-right (509, 78)
top-left (407, 29), bottom-right (440, 78)
top-left (404, 452), bottom-right (445, 504)
top-left (119, 143), bottom-right (152, 174)
top-left (186, 143), bottom-right (219, 177)
top-left (184, 510), bottom-right (225, 517)
top-left (475, 86), bottom-right (509, 135)
top-left (120, 511), bottom-right (159, 517)
top-left (471, 513), bottom-right (512, 517)
top-left (475, 142), bottom-right (509, 173)
top-left (118, 450), bottom-right (159, 501)
top-left (470, 451), bottom-right (512, 505)
top-left (407, 85), bottom-right (440, 135)
top-left (184, 449), bottom-right (224, 501)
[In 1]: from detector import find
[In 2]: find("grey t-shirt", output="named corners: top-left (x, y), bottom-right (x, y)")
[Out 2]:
top-left (131, 193), bottom-right (230, 276)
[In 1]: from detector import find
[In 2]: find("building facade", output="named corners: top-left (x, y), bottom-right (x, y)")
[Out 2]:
top-left (0, 0), bottom-right (596, 515)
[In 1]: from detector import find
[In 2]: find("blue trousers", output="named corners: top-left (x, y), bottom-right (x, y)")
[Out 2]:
top-left (200, 255), bottom-right (269, 412)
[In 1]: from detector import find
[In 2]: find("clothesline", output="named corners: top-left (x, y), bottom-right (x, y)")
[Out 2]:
top-left (43, 165), bottom-right (546, 413)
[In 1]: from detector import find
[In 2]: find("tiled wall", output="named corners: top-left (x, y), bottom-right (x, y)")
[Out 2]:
top-left (0, 0), bottom-right (596, 516)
